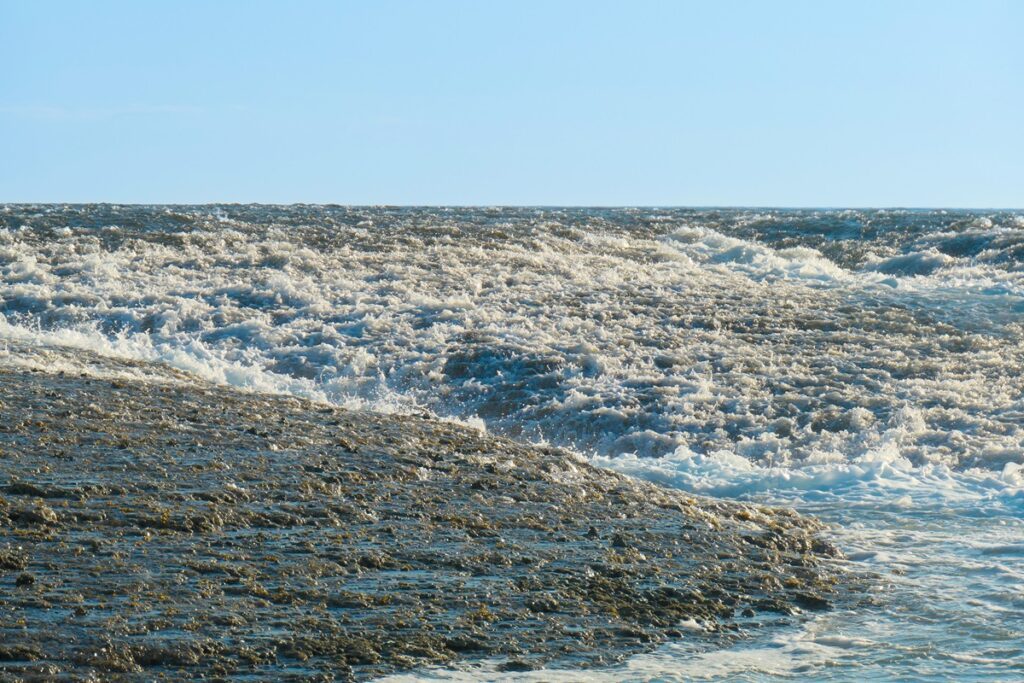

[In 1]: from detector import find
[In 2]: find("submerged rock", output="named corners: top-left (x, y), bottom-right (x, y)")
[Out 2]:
top-left (0, 346), bottom-right (844, 681)
top-left (13, 504), bottom-right (59, 526)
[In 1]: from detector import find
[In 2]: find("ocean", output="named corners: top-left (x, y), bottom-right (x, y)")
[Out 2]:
top-left (1, 205), bottom-right (1022, 680)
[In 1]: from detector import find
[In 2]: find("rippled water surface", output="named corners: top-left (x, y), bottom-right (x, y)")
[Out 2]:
top-left (2, 205), bottom-right (1022, 680)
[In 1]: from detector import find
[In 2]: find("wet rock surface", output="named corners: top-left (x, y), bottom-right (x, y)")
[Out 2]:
top-left (0, 348), bottom-right (844, 681)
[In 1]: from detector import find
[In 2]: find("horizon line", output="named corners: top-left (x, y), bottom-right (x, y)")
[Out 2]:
top-left (2, 202), bottom-right (1022, 212)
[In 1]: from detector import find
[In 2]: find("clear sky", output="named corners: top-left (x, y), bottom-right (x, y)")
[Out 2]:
top-left (2, 0), bottom-right (1021, 206)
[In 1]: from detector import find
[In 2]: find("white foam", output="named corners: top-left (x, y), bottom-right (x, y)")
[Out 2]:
top-left (595, 443), bottom-right (1024, 511)
top-left (664, 225), bottom-right (852, 284)
top-left (1, 210), bottom-right (1021, 471)
top-left (0, 317), bottom-right (414, 414)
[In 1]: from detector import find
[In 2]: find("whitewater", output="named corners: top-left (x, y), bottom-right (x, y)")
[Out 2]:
top-left (2, 205), bottom-right (1022, 680)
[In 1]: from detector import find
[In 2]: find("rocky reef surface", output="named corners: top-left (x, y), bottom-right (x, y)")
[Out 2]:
top-left (0, 345), bottom-right (844, 681)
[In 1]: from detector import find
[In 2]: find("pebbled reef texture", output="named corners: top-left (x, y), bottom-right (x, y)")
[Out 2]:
top-left (0, 347), bottom-right (843, 681)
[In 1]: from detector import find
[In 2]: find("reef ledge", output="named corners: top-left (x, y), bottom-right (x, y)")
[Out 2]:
top-left (0, 348), bottom-right (843, 681)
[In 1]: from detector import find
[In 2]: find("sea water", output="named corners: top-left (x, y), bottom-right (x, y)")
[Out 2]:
top-left (1, 205), bottom-right (1021, 680)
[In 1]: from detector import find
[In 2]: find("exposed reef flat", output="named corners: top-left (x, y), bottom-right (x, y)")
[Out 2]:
top-left (0, 347), bottom-right (842, 681)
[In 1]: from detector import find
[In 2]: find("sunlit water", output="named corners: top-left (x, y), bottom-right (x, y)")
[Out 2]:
top-left (2, 205), bottom-right (1022, 680)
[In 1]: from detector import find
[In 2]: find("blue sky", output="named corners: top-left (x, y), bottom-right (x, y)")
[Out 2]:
top-left (2, 1), bottom-right (1021, 206)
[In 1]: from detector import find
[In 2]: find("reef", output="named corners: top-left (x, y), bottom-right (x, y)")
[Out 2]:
top-left (0, 346), bottom-right (842, 681)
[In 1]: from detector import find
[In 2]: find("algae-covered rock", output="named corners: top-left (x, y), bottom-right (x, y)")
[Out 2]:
top-left (0, 345), bottom-right (845, 680)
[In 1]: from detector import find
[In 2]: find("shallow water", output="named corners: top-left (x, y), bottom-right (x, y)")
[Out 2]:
top-left (1, 205), bottom-right (1022, 679)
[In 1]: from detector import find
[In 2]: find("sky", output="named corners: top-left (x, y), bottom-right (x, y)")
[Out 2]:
top-left (1, 0), bottom-right (1021, 206)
